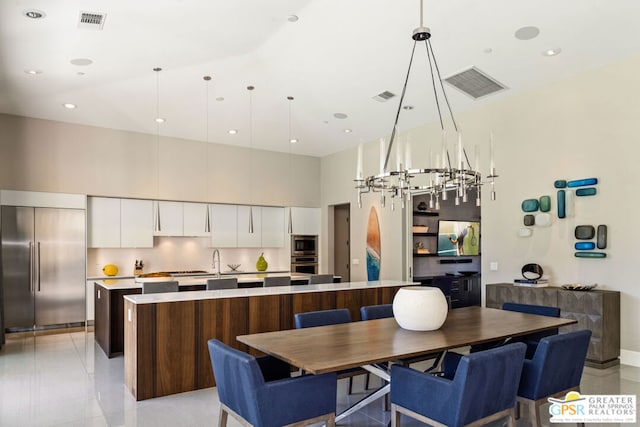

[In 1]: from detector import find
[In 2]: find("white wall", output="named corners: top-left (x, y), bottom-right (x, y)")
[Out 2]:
top-left (320, 54), bottom-right (640, 358)
top-left (0, 114), bottom-right (320, 207)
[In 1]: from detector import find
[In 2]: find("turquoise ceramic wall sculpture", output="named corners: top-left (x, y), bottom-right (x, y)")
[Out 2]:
top-left (576, 188), bottom-right (597, 196)
top-left (523, 215), bottom-right (535, 226)
top-left (554, 180), bottom-right (567, 188)
top-left (597, 225), bottom-right (607, 249)
top-left (575, 252), bottom-right (606, 258)
top-left (575, 225), bottom-right (595, 239)
top-left (522, 199), bottom-right (539, 212)
top-left (575, 242), bottom-right (596, 250)
top-left (567, 178), bottom-right (598, 188)
top-left (539, 195), bottom-right (551, 212)
top-left (557, 190), bottom-right (566, 218)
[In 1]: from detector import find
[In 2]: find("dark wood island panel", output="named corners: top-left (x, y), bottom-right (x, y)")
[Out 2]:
top-left (124, 284), bottom-right (404, 400)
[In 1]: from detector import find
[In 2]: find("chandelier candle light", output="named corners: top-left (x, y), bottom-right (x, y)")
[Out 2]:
top-left (354, 0), bottom-right (498, 210)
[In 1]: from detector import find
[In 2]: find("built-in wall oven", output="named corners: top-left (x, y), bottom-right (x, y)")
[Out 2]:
top-left (291, 235), bottom-right (318, 274)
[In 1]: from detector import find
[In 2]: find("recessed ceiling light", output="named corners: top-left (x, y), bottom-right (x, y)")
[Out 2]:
top-left (63, 103), bottom-right (77, 109)
top-left (70, 58), bottom-right (93, 66)
top-left (228, 129), bottom-right (238, 135)
top-left (287, 15), bottom-right (299, 22)
top-left (514, 26), bottom-right (540, 41)
top-left (290, 138), bottom-right (299, 144)
top-left (343, 129), bottom-right (352, 133)
top-left (155, 117), bottom-right (165, 123)
top-left (23, 9), bottom-right (46, 19)
top-left (334, 113), bottom-right (348, 119)
top-left (216, 97), bottom-right (224, 102)
top-left (24, 69), bottom-right (42, 75)
top-left (403, 105), bottom-right (414, 110)
top-left (483, 48), bottom-right (493, 54)
top-left (543, 48), bottom-right (562, 57)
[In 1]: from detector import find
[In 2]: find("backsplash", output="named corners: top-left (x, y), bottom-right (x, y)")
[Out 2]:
top-left (87, 236), bottom-right (291, 277)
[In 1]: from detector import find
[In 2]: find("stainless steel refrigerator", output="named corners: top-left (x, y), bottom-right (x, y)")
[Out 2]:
top-left (1, 206), bottom-right (85, 332)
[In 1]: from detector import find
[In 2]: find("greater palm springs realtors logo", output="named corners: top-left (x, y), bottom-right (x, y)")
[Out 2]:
top-left (549, 391), bottom-right (636, 423)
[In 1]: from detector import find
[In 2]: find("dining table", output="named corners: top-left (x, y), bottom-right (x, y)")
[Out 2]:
top-left (237, 306), bottom-right (577, 423)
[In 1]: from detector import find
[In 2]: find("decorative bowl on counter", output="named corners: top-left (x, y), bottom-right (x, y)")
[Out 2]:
top-left (227, 264), bottom-right (241, 271)
top-left (561, 283), bottom-right (598, 291)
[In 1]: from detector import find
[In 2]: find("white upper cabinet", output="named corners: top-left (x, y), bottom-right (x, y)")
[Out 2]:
top-left (88, 197), bottom-right (121, 248)
top-left (237, 205), bottom-right (262, 248)
top-left (290, 207), bottom-right (321, 235)
top-left (120, 198), bottom-right (153, 248)
top-left (183, 202), bottom-right (210, 237)
top-left (261, 207), bottom-right (285, 247)
top-left (153, 201), bottom-right (183, 237)
top-left (210, 204), bottom-right (237, 247)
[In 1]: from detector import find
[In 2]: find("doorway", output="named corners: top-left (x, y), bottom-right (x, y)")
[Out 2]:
top-left (333, 203), bottom-right (350, 282)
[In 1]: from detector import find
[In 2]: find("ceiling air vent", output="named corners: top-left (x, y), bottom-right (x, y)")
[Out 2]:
top-left (78, 11), bottom-right (107, 30)
top-left (444, 67), bottom-right (507, 99)
top-left (372, 90), bottom-right (396, 103)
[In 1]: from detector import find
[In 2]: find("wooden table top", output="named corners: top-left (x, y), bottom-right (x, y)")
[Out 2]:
top-left (237, 306), bottom-right (577, 374)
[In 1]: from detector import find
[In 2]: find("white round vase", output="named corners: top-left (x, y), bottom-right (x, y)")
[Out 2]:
top-left (392, 286), bottom-right (448, 331)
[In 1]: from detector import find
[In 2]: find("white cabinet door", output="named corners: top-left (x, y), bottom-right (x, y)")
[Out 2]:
top-left (291, 207), bottom-right (321, 235)
top-left (153, 201), bottom-right (183, 236)
top-left (87, 197), bottom-right (121, 248)
top-left (121, 199), bottom-right (153, 248)
top-left (261, 207), bottom-right (285, 247)
top-left (211, 204), bottom-right (237, 247)
top-left (183, 202), bottom-right (210, 237)
top-left (237, 205), bottom-right (262, 248)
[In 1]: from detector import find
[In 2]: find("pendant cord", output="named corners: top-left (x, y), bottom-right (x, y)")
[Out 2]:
top-left (384, 40), bottom-right (418, 172)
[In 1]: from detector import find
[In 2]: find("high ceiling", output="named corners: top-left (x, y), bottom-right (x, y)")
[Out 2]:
top-left (2, 0), bottom-right (640, 157)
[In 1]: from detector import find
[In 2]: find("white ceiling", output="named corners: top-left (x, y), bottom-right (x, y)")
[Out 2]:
top-left (2, 0), bottom-right (640, 157)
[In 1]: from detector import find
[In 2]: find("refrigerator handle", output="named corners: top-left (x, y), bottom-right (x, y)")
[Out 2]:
top-left (29, 241), bottom-right (34, 293)
top-left (37, 241), bottom-right (41, 292)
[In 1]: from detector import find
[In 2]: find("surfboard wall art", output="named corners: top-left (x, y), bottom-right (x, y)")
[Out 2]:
top-left (366, 206), bottom-right (381, 280)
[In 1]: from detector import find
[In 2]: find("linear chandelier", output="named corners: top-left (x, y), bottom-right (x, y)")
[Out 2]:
top-left (355, 0), bottom-right (497, 211)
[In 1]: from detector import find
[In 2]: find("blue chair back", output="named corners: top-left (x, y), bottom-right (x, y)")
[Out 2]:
top-left (360, 304), bottom-right (393, 321)
top-left (503, 302), bottom-right (561, 342)
top-left (208, 339), bottom-right (266, 426)
top-left (454, 343), bottom-right (527, 426)
top-left (518, 329), bottom-right (592, 400)
top-left (295, 308), bottom-right (351, 329)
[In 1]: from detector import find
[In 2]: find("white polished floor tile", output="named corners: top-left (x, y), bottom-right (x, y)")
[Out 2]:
top-left (0, 331), bottom-right (638, 427)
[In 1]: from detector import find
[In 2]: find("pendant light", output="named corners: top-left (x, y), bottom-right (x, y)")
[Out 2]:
top-left (153, 67), bottom-right (162, 232)
top-left (203, 75), bottom-right (212, 233)
top-left (247, 85), bottom-right (255, 234)
top-left (287, 96), bottom-right (294, 234)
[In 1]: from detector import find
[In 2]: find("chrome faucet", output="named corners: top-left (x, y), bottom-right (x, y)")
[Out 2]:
top-left (212, 249), bottom-right (221, 278)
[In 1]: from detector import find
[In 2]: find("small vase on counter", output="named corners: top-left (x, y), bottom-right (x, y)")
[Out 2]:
top-left (256, 253), bottom-right (268, 272)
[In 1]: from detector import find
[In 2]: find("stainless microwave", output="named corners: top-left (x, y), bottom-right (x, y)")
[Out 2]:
top-left (291, 234), bottom-right (317, 256)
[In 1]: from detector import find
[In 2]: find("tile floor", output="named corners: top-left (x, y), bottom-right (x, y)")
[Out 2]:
top-left (0, 330), bottom-right (638, 427)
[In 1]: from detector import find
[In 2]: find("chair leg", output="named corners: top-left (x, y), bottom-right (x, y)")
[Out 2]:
top-left (365, 372), bottom-right (370, 390)
top-left (348, 377), bottom-right (353, 394)
top-left (531, 399), bottom-right (541, 427)
top-left (218, 407), bottom-right (228, 427)
top-left (390, 404), bottom-right (401, 427)
top-left (506, 411), bottom-right (515, 427)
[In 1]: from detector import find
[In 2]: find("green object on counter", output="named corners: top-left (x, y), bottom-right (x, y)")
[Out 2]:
top-left (256, 253), bottom-right (268, 271)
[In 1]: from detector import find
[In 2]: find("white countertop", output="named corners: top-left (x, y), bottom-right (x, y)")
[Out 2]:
top-left (94, 273), bottom-right (322, 290)
top-left (123, 280), bottom-right (416, 305)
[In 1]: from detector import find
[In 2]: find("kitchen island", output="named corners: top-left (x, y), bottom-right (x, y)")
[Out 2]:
top-left (122, 280), bottom-right (411, 400)
top-left (94, 273), bottom-right (337, 358)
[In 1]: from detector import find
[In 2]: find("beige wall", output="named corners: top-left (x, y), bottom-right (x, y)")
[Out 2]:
top-left (0, 114), bottom-right (320, 207)
top-left (320, 54), bottom-right (640, 360)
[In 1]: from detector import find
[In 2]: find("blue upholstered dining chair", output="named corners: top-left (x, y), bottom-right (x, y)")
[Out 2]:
top-left (390, 342), bottom-right (527, 427)
top-left (208, 339), bottom-right (337, 427)
top-left (471, 302), bottom-right (561, 357)
top-left (517, 329), bottom-right (592, 427)
top-left (294, 308), bottom-right (364, 394)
